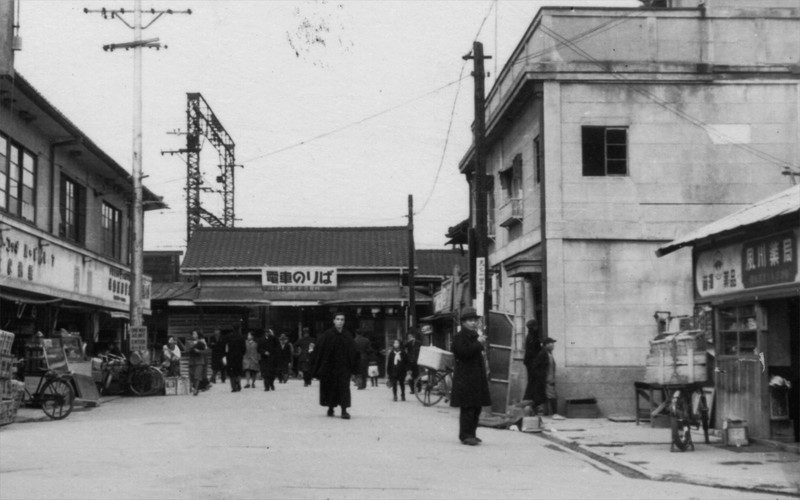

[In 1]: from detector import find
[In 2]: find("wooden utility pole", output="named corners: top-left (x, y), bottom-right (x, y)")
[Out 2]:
top-left (463, 41), bottom-right (492, 319)
top-left (85, 2), bottom-right (190, 335)
top-left (408, 194), bottom-right (416, 331)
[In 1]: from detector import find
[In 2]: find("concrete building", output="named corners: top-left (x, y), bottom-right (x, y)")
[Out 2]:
top-left (458, 0), bottom-right (800, 415)
top-left (0, 0), bottom-right (166, 354)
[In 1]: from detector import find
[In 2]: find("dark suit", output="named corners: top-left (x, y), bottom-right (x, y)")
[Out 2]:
top-left (450, 327), bottom-right (491, 442)
top-left (386, 349), bottom-right (407, 399)
top-left (311, 327), bottom-right (358, 410)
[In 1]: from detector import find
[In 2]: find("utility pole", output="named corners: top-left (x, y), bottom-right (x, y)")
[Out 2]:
top-left (408, 194), bottom-right (416, 332)
top-left (85, 2), bottom-right (191, 334)
top-left (463, 41), bottom-right (492, 320)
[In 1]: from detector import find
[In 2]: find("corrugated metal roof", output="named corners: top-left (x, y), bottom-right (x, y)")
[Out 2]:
top-left (182, 226), bottom-right (409, 269)
top-left (656, 185), bottom-right (800, 257)
top-left (151, 282), bottom-right (196, 301)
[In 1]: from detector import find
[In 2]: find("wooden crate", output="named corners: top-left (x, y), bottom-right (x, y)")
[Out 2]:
top-left (644, 351), bottom-right (707, 385)
top-left (417, 346), bottom-right (454, 371)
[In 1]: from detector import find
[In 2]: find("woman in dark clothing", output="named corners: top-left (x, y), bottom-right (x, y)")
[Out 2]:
top-left (311, 312), bottom-right (358, 419)
top-left (187, 331), bottom-right (207, 396)
top-left (224, 328), bottom-right (247, 392)
top-left (450, 307), bottom-right (492, 446)
top-left (386, 339), bottom-right (407, 401)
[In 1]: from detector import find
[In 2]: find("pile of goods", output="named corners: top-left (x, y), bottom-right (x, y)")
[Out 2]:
top-left (645, 330), bottom-right (708, 385)
top-left (0, 330), bottom-right (24, 426)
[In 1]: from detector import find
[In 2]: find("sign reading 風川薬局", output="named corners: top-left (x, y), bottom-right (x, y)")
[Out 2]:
top-left (695, 229), bottom-right (799, 298)
top-left (261, 267), bottom-right (337, 290)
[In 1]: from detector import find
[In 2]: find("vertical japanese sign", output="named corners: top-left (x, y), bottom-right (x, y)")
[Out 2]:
top-left (261, 267), bottom-right (337, 291)
top-left (129, 326), bottom-right (148, 352)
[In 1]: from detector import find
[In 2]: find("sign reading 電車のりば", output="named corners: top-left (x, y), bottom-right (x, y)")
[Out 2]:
top-left (261, 267), bottom-right (338, 291)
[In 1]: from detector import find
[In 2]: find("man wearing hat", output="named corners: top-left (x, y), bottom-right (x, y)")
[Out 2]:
top-left (450, 307), bottom-right (492, 445)
top-left (531, 336), bottom-right (564, 419)
top-left (522, 318), bottom-right (541, 402)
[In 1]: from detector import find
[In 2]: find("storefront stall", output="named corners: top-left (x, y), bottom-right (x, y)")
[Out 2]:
top-left (657, 185), bottom-right (799, 442)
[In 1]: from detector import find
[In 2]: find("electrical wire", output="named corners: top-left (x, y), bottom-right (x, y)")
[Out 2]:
top-left (537, 22), bottom-right (793, 170)
top-left (241, 77), bottom-right (468, 164)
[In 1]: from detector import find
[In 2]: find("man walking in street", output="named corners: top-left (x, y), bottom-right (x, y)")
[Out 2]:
top-left (522, 318), bottom-right (541, 402)
top-left (531, 337), bottom-right (564, 419)
top-left (311, 311), bottom-right (358, 419)
top-left (450, 307), bottom-right (491, 446)
top-left (353, 328), bottom-right (372, 390)
top-left (404, 330), bottom-right (421, 394)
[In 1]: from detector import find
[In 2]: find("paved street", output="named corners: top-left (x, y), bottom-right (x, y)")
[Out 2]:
top-left (0, 379), bottom-right (789, 500)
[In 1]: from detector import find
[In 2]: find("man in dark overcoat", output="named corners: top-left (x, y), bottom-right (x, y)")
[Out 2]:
top-left (522, 318), bottom-right (541, 402)
top-left (257, 329), bottom-right (280, 391)
top-left (450, 307), bottom-right (492, 445)
top-left (311, 312), bottom-right (358, 419)
top-left (223, 327), bottom-right (247, 392)
top-left (531, 337), bottom-right (562, 418)
top-left (353, 329), bottom-right (372, 390)
top-left (404, 330), bottom-right (421, 394)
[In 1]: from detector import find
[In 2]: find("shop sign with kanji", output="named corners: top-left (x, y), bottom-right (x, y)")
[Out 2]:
top-left (261, 267), bottom-right (338, 290)
top-left (695, 229), bottom-right (799, 298)
top-left (741, 230), bottom-right (797, 289)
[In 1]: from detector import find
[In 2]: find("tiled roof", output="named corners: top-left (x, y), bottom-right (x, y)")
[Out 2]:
top-left (151, 282), bottom-right (197, 301)
top-left (657, 184), bottom-right (800, 257)
top-left (182, 227), bottom-right (409, 269)
top-left (416, 249), bottom-right (468, 277)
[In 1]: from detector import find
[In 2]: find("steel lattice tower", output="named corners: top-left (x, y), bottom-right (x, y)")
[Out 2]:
top-left (185, 92), bottom-right (237, 241)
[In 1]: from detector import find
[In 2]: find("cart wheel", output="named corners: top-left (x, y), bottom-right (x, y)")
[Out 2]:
top-left (40, 379), bottom-right (75, 420)
top-left (670, 394), bottom-right (693, 452)
top-left (414, 369), bottom-right (446, 406)
top-left (129, 367), bottom-right (154, 396)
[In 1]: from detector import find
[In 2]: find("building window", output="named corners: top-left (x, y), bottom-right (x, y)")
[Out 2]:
top-left (0, 133), bottom-right (37, 222)
top-left (102, 202), bottom-right (122, 259)
top-left (60, 175), bottom-right (86, 243)
top-left (533, 136), bottom-right (543, 184)
top-left (500, 154), bottom-right (523, 199)
top-left (582, 126), bottom-right (628, 176)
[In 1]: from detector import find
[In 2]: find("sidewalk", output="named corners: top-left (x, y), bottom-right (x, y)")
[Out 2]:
top-left (532, 416), bottom-right (800, 497)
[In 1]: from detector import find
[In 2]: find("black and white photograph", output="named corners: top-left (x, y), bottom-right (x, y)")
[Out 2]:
top-left (1, 0), bottom-right (799, 498)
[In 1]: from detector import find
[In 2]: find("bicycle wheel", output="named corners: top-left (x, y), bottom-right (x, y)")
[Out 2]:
top-left (129, 367), bottom-right (155, 396)
top-left (413, 370), bottom-right (434, 406)
top-left (670, 393), bottom-right (692, 451)
top-left (40, 379), bottom-right (75, 420)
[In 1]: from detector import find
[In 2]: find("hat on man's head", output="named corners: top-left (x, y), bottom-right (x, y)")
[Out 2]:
top-left (526, 319), bottom-right (538, 329)
top-left (542, 337), bottom-right (556, 345)
top-left (460, 307), bottom-right (480, 320)
top-left (279, 334), bottom-right (288, 341)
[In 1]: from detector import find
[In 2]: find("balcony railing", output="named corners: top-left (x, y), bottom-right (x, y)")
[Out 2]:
top-left (498, 198), bottom-right (523, 227)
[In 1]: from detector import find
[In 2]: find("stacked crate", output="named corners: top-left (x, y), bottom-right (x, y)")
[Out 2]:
top-left (644, 330), bottom-right (708, 385)
top-left (0, 330), bottom-right (23, 426)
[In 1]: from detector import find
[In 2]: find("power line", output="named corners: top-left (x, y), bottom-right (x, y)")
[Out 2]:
top-left (538, 23), bottom-right (793, 170)
top-left (241, 77), bottom-right (468, 164)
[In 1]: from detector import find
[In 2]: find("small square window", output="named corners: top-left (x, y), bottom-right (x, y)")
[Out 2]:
top-left (582, 126), bottom-right (628, 176)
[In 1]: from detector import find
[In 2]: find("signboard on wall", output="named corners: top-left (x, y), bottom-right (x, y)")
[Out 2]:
top-left (261, 267), bottom-right (337, 291)
top-left (1, 225), bottom-right (151, 312)
top-left (695, 229), bottom-right (799, 298)
top-left (129, 326), bottom-right (148, 352)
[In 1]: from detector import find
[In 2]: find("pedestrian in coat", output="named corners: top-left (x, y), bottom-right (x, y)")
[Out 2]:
top-left (257, 329), bottom-right (280, 391)
top-left (187, 331), bottom-right (207, 396)
top-left (277, 334), bottom-right (293, 383)
top-left (209, 328), bottom-right (227, 384)
top-left (243, 331), bottom-right (260, 388)
top-left (386, 339), bottom-right (407, 401)
top-left (522, 318), bottom-right (541, 402)
top-left (224, 328), bottom-right (247, 392)
top-left (310, 311), bottom-right (358, 419)
top-left (354, 329), bottom-right (372, 390)
top-left (295, 328), bottom-right (314, 387)
top-left (404, 330), bottom-right (421, 394)
top-left (450, 307), bottom-right (492, 446)
top-left (531, 337), bottom-right (563, 419)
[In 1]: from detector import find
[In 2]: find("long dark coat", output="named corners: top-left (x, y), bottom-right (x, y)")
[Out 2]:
top-left (311, 327), bottom-right (358, 408)
top-left (522, 332), bottom-right (541, 401)
top-left (530, 348), bottom-right (552, 406)
top-left (449, 327), bottom-right (492, 408)
top-left (257, 334), bottom-right (281, 377)
top-left (224, 331), bottom-right (247, 375)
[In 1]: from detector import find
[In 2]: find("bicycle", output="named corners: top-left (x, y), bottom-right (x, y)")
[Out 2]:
top-left (95, 352), bottom-right (165, 397)
top-left (668, 382), bottom-right (710, 452)
top-left (18, 363), bottom-right (75, 420)
top-left (413, 366), bottom-right (453, 406)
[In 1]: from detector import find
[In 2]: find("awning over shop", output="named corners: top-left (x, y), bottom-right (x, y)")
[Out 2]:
top-left (185, 286), bottom-right (431, 306)
top-left (656, 184), bottom-right (800, 257)
top-left (504, 245), bottom-right (542, 277)
top-left (420, 311), bottom-right (454, 322)
top-left (193, 287), bottom-right (271, 305)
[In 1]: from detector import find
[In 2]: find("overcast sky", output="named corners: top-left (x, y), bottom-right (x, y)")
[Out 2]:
top-left (14, 0), bottom-right (639, 251)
